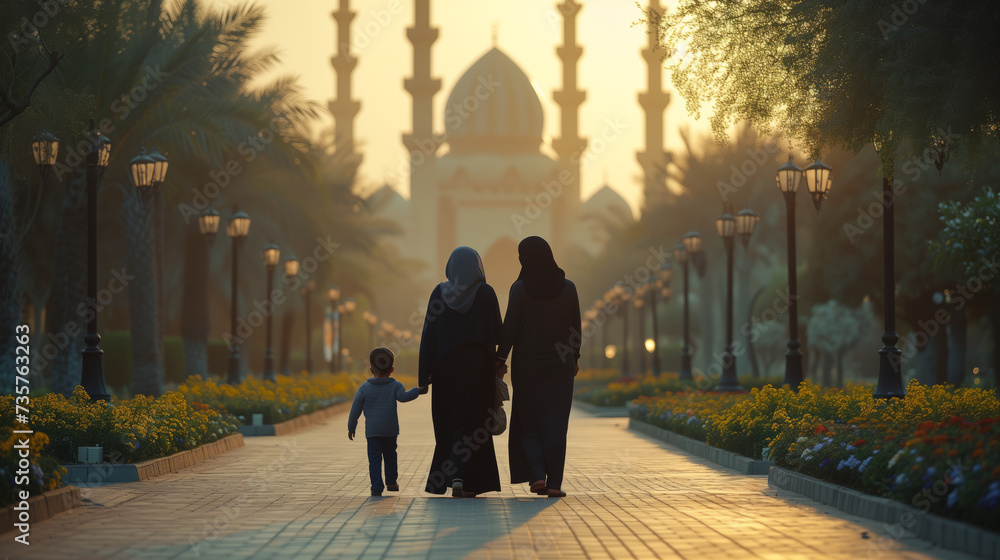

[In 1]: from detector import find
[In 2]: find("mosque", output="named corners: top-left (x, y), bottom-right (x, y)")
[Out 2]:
top-left (329, 0), bottom-right (670, 294)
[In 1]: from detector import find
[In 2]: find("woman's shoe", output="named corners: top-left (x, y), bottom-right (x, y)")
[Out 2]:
top-left (387, 484), bottom-right (399, 492)
top-left (452, 479), bottom-right (474, 498)
top-left (546, 489), bottom-right (566, 498)
top-left (529, 480), bottom-right (547, 495)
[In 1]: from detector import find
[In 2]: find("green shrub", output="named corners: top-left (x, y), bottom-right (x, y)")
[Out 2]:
top-left (101, 330), bottom-right (133, 391)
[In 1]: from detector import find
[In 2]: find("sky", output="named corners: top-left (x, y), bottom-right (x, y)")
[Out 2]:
top-left (203, 0), bottom-right (712, 214)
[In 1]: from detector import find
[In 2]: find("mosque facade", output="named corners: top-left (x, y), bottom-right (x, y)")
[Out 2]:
top-left (330, 0), bottom-right (669, 292)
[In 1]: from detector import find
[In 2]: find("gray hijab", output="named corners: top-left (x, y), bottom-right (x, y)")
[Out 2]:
top-left (439, 246), bottom-right (486, 314)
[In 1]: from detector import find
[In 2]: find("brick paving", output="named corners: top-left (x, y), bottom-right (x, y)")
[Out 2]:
top-left (2, 396), bottom-right (979, 560)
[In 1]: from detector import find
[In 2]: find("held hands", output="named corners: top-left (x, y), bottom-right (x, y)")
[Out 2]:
top-left (348, 430), bottom-right (355, 441)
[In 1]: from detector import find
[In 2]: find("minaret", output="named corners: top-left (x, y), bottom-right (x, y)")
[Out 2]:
top-left (403, 0), bottom-right (442, 272)
top-left (636, 0), bottom-right (670, 210)
top-left (552, 0), bottom-right (586, 255)
top-left (329, 0), bottom-right (361, 167)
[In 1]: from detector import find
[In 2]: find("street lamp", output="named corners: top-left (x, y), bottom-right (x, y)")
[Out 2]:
top-left (302, 280), bottom-right (316, 373)
top-left (340, 297), bottom-right (356, 370)
top-left (776, 156), bottom-right (805, 390)
top-left (715, 208), bottom-right (757, 392)
top-left (278, 254), bottom-right (300, 376)
top-left (261, 244), bottom-right (280, 381)
top-left (872, 138), bottom-right (905, 399)
top-left (81, 119), bottom-right (111, 401)
top-left (776, 157), bottom-right (831, 390)
top-left (198, 207), bottom-right (221, 244)
top-left (129, 148), bottom-right (156, 199)
top-left (649, 263), bottom-right (672, 376)
top-left (612, 282), bottom-right (630, 376)
top-left (148, 147), bottom-right (169, 187)
top-left (804, 159), bottom-right (832, 212)
top-left (31, 131), bottom-right (58, 179)
top-left (633, 288), bottom-right (646, 376)
top-left (364, 310), bottom-right (378, 350)
top-left (594, 299), bottom-right (607, 369)
top-left (715, 212), bottom-right (739, 391)
top-left (328, 285), bottom-right (341, 372)
top-left (225, 210), bottom-right (251, 384)
top-left (677, 230), bottom-right (702, 380)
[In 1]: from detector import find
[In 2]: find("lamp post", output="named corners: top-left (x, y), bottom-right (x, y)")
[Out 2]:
top-left (327, 285), bottom-right (341, 372)
top-left (777, 157), bottom-right (833, 390)
top-left (341, 297), bottom-right (356, 370)
top-left (612, 283), bottom-right (629, 376)
top-left (81, 120), bottom-right (111, 401)
top-left (261, 244), bottom-right (280, 381)
top-left (31, 132), bottom-right (59, 179)
top-left (198, 207), bottom-right (221, 244)
top-left (633, 289), bottom-right (646, 376)
top-left (715, 212), bottom-right (740, 391)
top-left (364, 310), bottom-right (378, 350)
top-left (678, 231), bottom-right (703, 380)
top-left (278, 254), bottom-right (299, 376)
top-left (594, 299), bottom-right (607, 369)
top-left (871, 140), bottom-right (905, 397)
top-left (776, 157), bottom-right (804, 389)
top-left (226, 210), bottom-right (251, 384)
top-left (302, 280), bottom-right (315, 373)
top-left (650, 263), bottom-right (673, 376)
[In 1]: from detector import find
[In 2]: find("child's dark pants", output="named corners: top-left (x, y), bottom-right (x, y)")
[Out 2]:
top-left (367, 436), bottom-right (398, 491)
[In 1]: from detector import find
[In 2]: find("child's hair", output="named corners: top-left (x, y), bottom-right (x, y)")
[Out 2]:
top-left (369, 347), bottom-right (394, 374)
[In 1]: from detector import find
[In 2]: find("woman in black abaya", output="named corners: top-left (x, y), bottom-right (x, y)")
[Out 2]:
top-left (419, 246), bottom-right (502, 497)
top-left (497, 236), bottom-right (581, 498)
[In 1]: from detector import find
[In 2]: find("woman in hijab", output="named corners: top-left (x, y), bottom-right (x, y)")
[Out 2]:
top-left (497, 236), bottom-right (581, 498)
top-left (419, 246), bottom-right (503, 497)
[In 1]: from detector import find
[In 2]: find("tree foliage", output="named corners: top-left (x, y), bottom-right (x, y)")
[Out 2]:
top-left (643, 0), bottom-right (1000, 162)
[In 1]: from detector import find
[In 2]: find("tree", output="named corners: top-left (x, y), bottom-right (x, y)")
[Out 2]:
top-left (806, 300), bottom-right (874, 386)
top-left (930, 186), bottom-right (1000, 388)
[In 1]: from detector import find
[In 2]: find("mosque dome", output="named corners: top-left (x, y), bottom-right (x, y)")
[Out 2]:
top-left (583, 184), bottom-right (633, 220)
top-left (444, 48), bottom-right (544, 155)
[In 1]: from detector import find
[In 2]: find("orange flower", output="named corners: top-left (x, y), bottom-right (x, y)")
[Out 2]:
top-left (853, 439), bottom-right (867, 447)
top-left (933, 448), bottom-right (945, 458)
top-left (971, 448), bottom-right (985, 459)
top-left (932, 434), bottom-right (949, 445)
top-left (948, 449), bottom-right (959, 458)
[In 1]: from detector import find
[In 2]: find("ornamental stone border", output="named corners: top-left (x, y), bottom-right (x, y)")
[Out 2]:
top-left (0, 485), bottom-right (81, 533)
top-left (769, 466), bottom-right (1000, 560)
top-left (61, 433), bottom-right (244, 486)
top-left (237, 400), bottom-right (351, 437)
top-left (628, 418), bottom-right (774, 475)
top-left (572, 399), bottom-right (630, 418)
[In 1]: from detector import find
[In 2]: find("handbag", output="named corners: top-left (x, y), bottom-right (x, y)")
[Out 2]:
top-left (489, 377), bottom-right (510, 436)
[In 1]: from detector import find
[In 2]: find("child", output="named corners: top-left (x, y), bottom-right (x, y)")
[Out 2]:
top-left (348, 347), bottom-right (427, 496)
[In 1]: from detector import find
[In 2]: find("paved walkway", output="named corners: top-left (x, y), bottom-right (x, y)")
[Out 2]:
top-left (2, 396), bottom-right (979, 560)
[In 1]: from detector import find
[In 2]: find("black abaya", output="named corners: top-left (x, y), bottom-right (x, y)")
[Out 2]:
top-left (419, 282), bottom-right (503, 495)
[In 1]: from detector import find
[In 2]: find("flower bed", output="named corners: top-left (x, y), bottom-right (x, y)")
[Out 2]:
top-left (0, 429), bottom-right (64, 507)
top-left (575, 372), bottom-right (784, 407)
top-left (1, 387), bottom-right (240, 467)
top-left (179, 372), bottom-right (418, 425)
top-left (629, 380), bottom-right (1000, 530)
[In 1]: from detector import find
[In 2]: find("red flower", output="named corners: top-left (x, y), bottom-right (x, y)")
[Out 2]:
top-left (918, 421), bottom-right (937, 430)
top-left (814, 425), bottom-right (828, 434)
top-left (948, 416), bottom-right (965, 425)
top-left (853, 439), bottom-right (867, 447)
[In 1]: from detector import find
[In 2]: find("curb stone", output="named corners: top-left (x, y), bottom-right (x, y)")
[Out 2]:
top-left (628, 418), bottom-right (774, 475)
top-left (768, 466), bottom-right (1000, 560)
top-left (572, 399), bottom-right (630, 418)
top-left (61, 433), bottom-right (244, 486)
top-left (0, 485), bottom-right (81, 534)
top-left (238, 401), bottom-right (351, 436)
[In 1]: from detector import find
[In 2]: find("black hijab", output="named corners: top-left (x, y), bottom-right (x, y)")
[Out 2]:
top-left (516, 236), bottom-right (566, 300)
